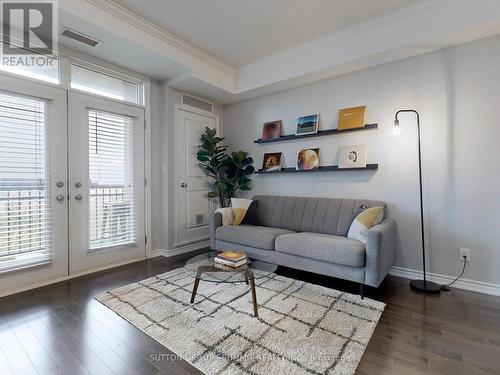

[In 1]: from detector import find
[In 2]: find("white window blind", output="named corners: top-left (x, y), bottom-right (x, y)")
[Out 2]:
top-left (88, 110), bottom-right (136, 250)
top-left (72, 65), bottom-right (141, 105)
top-left (0, 91), bottom-right (51, 272)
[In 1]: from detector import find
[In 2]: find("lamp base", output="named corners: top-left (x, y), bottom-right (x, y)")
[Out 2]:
top-left (410, 279), bottom-right (441, 294)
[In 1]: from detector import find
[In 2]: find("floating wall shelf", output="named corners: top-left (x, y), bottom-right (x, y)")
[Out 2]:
top-left (255, 163), bottom-right (378, 174)
top-left (254, 123), bottom-right (378, 144)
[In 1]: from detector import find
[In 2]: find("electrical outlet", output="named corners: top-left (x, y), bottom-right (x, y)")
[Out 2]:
top-left (459, 248), bottom-right (470, 262)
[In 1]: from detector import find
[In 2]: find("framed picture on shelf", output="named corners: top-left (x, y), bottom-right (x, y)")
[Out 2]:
top-left (338, 144), bottom-right (368, 168)
top-left (296, 113), bottom-right (319, 135)
top-left (296, 148), bottom-right (320, 171)
top-left (262, 152), bottom-right (283, 172)
top-left (261, 120), bottom-right (282, 140)
top-left (338, 105), bottom-right (366, 130)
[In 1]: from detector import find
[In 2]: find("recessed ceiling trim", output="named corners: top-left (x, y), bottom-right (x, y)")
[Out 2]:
top-left (76, 0), bottom-right (500, 106)
top-left (86, 0), bottom-right (235, 75)
top-left (316, 0), bottom-right (439, 42)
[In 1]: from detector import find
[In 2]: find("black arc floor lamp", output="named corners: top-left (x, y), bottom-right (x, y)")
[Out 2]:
top-left (394, 110), bottom-right (441, 294)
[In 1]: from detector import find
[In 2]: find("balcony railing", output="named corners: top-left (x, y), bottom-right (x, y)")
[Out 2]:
top-left (88, 184), bottom-right (134, 249)
top-left (0, 181), bottom-right (134, 256)
top-left (0, 181), bottom-right (48, 257)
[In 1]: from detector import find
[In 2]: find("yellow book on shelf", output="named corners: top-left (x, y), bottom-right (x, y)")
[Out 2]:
top-left (338, 106), bottom-right (366, 130)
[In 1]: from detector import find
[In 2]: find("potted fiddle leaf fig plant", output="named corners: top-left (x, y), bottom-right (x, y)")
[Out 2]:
top-left (223, 151), bottom-right (254, 199)
top-left (197, 127), bottom-right (254, 207)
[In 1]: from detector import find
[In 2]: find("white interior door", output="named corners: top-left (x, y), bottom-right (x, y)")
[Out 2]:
top-left (68, 92), bottom-right (145, 274)
top-left (0, 75), bottom-right (68, 294)
top-left (175, 107), bottom-right (218, 246)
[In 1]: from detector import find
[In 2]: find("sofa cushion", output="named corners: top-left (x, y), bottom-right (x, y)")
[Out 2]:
top-left (275, 232), bottom-right (366, 267)
top-left (252, 195), bottom-right (385, 236)
top-left (215, 225), bottom-right (294, 251)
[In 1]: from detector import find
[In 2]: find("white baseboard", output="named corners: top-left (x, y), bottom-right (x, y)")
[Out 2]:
top-left (2, 242), bottom-right (210, 298)
top-left (150, 248), bottom-right (168, 258)
top-left (0, 257), bottom-right (146, 298)
top-left (151, 240), bottom-right (210, 258)
top-left (390, 266), bottom-right (500, 296)
top-left (6, 251), bottom-right (498, 299)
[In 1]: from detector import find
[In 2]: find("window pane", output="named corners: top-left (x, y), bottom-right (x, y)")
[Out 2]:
top-left (88, 110), bottom-right (136, 250)
top-left (0, 44), bottom-right (59, 84)
top-left (0, 91), bottom-right (52, 272)
top-left (71, 65), bottom-right (140, 105)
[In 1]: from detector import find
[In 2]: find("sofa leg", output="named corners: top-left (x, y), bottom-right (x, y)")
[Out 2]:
top-left (360, 283), bottom-right (364, 299)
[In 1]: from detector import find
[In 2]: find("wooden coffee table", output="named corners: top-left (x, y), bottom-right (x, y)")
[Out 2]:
top-left (184, 251), bottom-right (277, 317)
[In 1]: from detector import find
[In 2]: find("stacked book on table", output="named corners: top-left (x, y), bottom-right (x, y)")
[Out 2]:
top-left (214, 251), bottom-right (248, 268)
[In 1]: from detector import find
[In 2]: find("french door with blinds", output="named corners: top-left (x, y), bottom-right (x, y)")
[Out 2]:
top-left (68, 92), bottom-right (145, 274)
top-left (0, 75), bottom-right (68, 293)
top-left (0, 77), bottom-right (145, 294)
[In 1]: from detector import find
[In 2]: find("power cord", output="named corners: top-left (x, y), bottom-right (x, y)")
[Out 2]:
top-left (440, 255), bottom-right (467, 291)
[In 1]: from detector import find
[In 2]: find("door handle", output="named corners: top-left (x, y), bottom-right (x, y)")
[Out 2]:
top-left (75, 194), bottom-right (84, 201)
top-left (180, 183), bottom-right (187, 188)
top-left (56, 194), bottom-right (65, 202)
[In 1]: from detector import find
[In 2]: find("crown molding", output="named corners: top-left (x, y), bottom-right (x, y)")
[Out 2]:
top-left (86, 0), bottom-right (235, 76)
top-left (327, 0), bottom-right (440, 40)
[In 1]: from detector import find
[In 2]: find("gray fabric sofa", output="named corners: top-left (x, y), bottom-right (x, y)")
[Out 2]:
top-left (210, 195), bottom-right (396, 294)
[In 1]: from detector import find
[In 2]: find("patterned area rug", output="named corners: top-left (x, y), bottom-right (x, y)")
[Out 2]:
top-left (96, 268), bottom-right (385, 375)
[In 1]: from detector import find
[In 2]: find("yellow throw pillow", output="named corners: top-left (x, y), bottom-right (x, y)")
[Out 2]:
top-left (347, 206), bottom-right (384, 243)
top-left (231, 198), bottom-right (253, 225)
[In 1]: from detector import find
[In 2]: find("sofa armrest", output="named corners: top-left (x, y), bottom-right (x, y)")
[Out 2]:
top-left (210, 212), bottom-right (222, 249)
top-left (364, 219), bottom-right (397, 287)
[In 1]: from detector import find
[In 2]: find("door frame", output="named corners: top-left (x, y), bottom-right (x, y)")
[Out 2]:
top-left (173, 104), bottom-right (219, 248)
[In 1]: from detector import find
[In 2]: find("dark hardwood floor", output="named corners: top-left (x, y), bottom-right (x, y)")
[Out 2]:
top-left (1, 251), bottom-right (499, 375)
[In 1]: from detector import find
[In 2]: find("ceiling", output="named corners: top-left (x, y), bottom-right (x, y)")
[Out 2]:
top-left (113, 0), bottom-right (419, 67)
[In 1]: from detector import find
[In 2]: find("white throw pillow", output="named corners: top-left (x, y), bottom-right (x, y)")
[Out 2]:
top-left (215, 207), bottom-right (234, 226)
top-left (347, 206), bottom-right (384, 244)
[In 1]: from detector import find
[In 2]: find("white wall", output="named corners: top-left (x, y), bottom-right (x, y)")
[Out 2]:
top-left (223, 34), bottom-right (500, 286)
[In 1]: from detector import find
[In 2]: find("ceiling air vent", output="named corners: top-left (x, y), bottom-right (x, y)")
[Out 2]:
top-left (61, 28), bottom-right (102, 47)
top-left (182, 94), bottom-right (213, 113)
